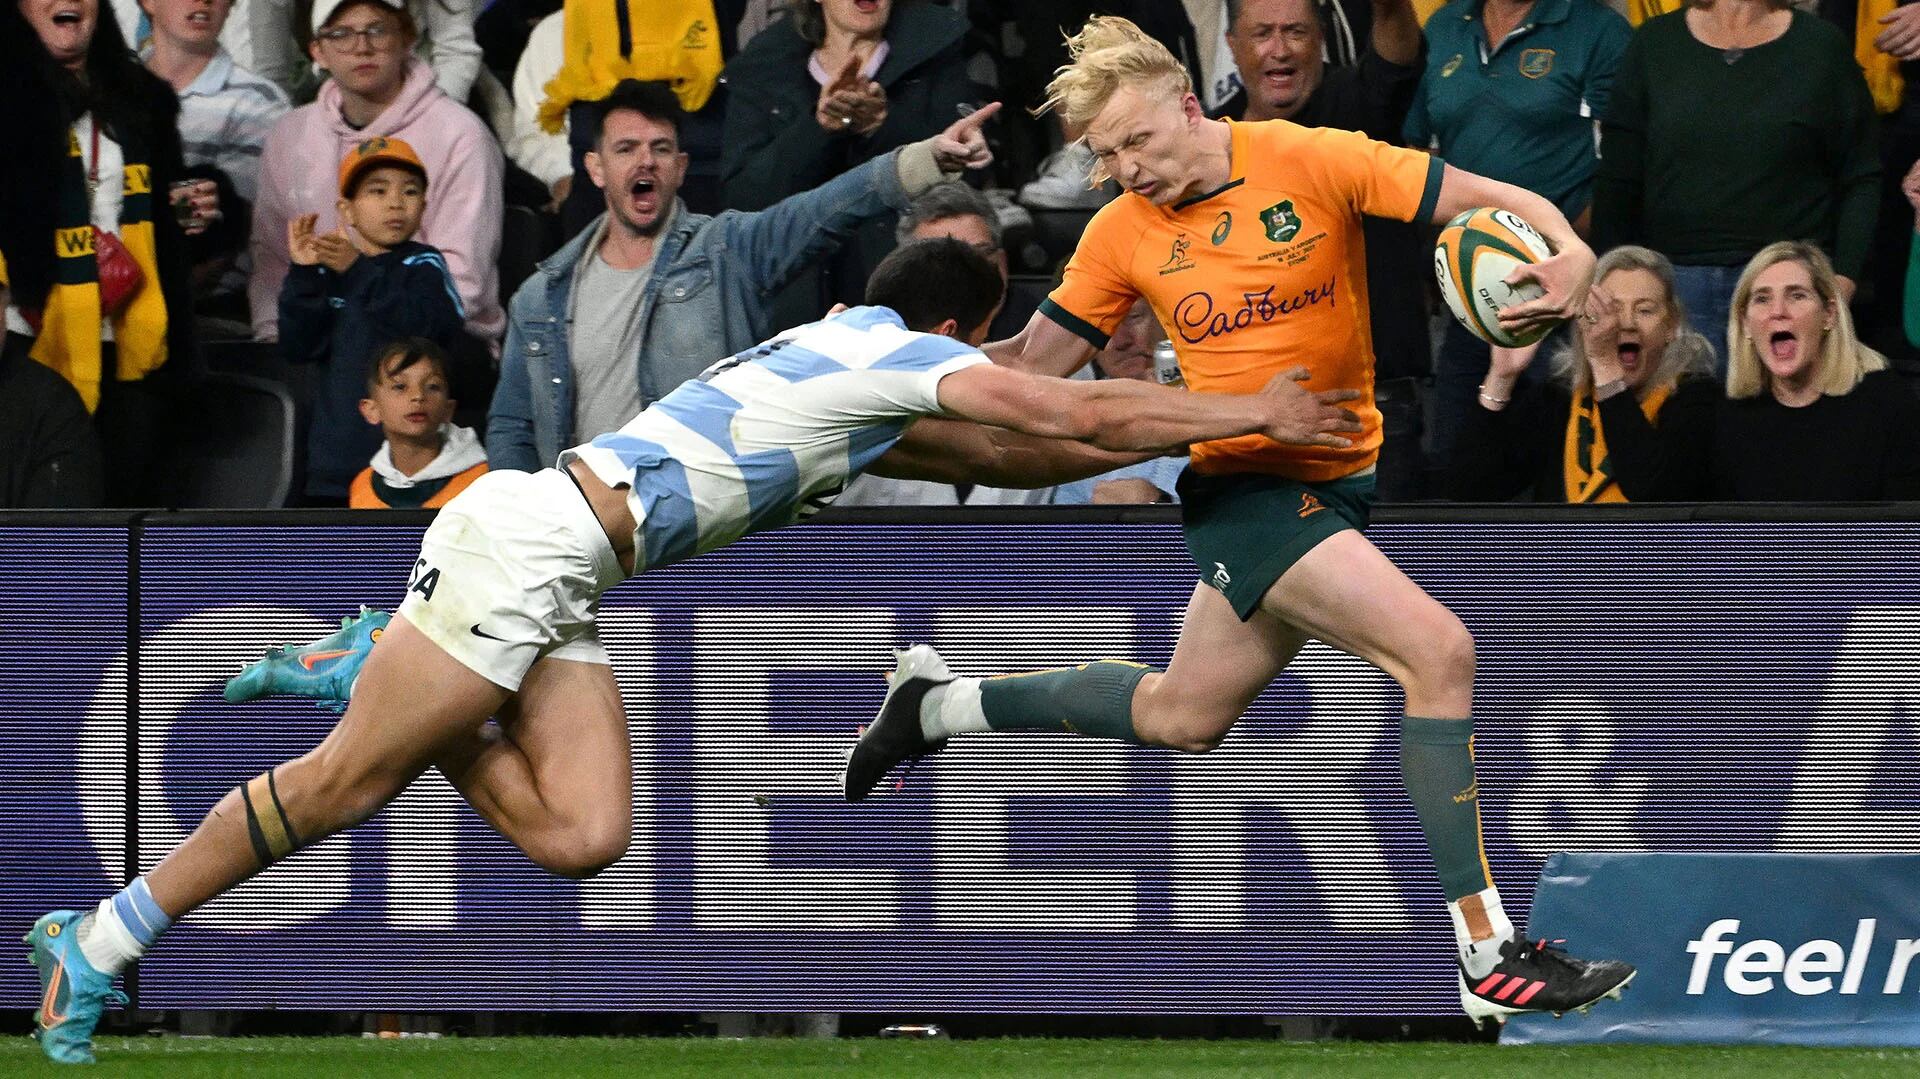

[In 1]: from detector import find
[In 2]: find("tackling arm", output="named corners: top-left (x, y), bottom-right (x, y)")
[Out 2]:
top-left (934, 363), bottom-right (1361, 454)
top-left (869, 417), bottom-right (1157, 488)
top-left (981, 309), bottom-right (1103, 377)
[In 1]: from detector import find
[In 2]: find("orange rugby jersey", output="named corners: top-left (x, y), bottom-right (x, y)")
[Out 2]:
top-left (1042, 119), bottom-right (1442, 481)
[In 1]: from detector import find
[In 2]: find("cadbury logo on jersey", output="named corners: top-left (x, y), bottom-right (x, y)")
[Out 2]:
top-left (1172, 279), bottom-right (1337, 344)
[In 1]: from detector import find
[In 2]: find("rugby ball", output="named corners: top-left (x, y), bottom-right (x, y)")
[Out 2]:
top-left (1434, 207), bottom-right (1554, 347)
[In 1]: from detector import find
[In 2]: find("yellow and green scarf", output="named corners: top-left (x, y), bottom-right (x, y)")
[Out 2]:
top-left (0, 119), bottom-right (169, 412)
top-left (1859, 0), bottom-right (1906, 114)
top-left (1563, 382), bottom-right (1672, 503)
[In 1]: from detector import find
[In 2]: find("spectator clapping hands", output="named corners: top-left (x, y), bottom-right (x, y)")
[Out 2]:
top-left (287, 213), bottom-right (361, 275)
top-left (815, 51), bottom-right (888, 136)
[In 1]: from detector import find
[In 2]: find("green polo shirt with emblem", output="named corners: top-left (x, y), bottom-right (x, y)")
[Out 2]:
top-left (1405, 0), bottom-right (1630, 218)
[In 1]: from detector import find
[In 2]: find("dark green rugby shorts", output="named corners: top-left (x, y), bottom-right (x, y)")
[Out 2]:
top-left (1175, 470), bottom-right (1377, 621)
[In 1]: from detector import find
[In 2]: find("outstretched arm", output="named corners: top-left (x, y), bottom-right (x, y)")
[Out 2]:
top-left (935, 362), bottom-right (1361, 454)
top-left (982, 309), bottom-right (1102, 377)
top-left (870, 417), bottom-right (1156, 488)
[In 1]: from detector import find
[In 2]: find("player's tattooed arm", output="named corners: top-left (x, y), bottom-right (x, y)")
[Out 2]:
top-left (869, 417), bottom-right (1156, 488)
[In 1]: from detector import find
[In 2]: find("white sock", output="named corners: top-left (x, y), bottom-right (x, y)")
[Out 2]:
top-left (918, 677), bottom-right (987, 740)
top-left (75, 898), bottom-right (147, 976)
top-left (1449, 886), bottom-right (1515, 980)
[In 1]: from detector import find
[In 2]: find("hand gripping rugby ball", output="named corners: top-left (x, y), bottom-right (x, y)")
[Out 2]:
top-left (1434, 207), bottom-right (1555, 347)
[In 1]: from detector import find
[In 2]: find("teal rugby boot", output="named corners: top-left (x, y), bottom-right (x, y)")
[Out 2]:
top-left (224, 606), bottom-right (391, 712)
top-left (24, 910), bottom-right (127, 1064)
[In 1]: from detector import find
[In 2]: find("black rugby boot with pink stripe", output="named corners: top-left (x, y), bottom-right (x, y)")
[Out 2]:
top-left (1459, 936), bottom-right (1635, 1027)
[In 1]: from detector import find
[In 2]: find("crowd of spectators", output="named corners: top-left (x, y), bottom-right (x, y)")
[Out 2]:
top-left (3, 0), bottom-right (1920, 510)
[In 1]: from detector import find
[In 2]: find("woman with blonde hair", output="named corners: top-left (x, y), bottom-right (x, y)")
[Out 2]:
top-left (1593, 0), bottom-right (1878, 365)
top-left (1711, 240), bottom-right (1920, 500)
top-left (1450, 245), bottom-right (1718, 502)
top-left (845, 14), bottom-right (1636, 1028)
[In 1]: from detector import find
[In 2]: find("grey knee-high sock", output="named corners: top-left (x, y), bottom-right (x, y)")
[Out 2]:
top-left (976, 661), bottom-right (1154, 742)
top-left (1401, 717), bottom-right (1493, 902)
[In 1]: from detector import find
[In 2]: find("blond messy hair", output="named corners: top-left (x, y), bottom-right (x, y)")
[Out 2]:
top-left (1725, 241), bottom-right (1885, 401)
top-left (1039, 16), bottom-right (1193, 132)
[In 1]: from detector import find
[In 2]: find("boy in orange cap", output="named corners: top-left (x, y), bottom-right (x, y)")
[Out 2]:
top-left (279, 136), bottom-right (468, 504)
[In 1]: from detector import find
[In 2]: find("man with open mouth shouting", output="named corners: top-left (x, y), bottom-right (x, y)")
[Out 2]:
top-left (485, 77), bottom-right (1002, 475)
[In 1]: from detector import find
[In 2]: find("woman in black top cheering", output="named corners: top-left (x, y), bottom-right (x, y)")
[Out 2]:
top-left (1712, 241), bottom-right (1920, 502)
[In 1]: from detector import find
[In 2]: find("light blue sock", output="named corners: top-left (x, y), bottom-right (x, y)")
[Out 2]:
top-left (111, 876), bottom-right (173, 947)
top-left (79, 875), bottom-right (173, 975)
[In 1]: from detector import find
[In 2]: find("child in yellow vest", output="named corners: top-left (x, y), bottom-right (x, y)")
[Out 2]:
top-left (349, 337), bottom-right (488, 509)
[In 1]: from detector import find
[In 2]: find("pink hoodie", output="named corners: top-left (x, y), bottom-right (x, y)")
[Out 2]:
top-left (249, 56), bottom-right (505, 344)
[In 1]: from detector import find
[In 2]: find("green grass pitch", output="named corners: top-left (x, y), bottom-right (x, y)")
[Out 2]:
top-left (4, 1037), bottom-right (1917, 1077)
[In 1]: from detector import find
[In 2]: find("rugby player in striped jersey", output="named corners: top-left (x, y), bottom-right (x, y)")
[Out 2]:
top-left (25, 237), bottom-right (1364, 1063)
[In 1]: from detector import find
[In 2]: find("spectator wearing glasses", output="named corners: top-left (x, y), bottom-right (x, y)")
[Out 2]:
top-left (248, 0), bottom-right (504, 348)
top-left (108, 0), bottom-right (483, 103)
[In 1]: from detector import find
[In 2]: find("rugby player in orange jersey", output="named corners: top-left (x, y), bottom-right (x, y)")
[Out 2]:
top-left (845, 16), bottom-right (1634, 1026)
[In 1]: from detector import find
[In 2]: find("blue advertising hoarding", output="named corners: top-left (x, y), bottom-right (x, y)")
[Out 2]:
top-left (1, 514), bottom-right (1917, 1015)
top-left (1506, 853), bottom-right (1920, 1045)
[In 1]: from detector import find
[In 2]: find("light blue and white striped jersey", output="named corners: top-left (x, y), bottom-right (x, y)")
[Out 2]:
top-left (562, 306), bottom-right (988, 573)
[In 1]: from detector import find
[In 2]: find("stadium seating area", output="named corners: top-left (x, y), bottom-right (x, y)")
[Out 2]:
top-left (4, 0), bottom-right (1919, 509)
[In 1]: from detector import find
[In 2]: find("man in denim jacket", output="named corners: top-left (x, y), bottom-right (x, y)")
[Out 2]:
top-left (487, 79), bottom-right (999, 471)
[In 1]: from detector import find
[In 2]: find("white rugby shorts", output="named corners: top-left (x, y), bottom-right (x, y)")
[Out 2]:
top-left (396, 468), bottom-right (625, 691)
